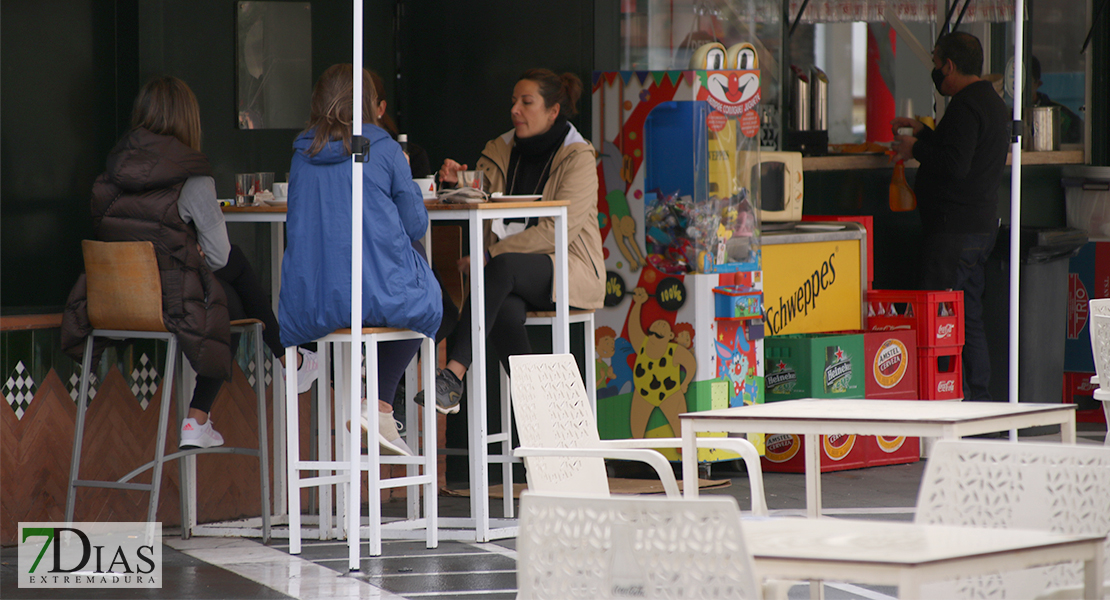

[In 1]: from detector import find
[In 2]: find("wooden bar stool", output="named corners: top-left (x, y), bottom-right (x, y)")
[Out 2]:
top-left (490, 308), bottom-right (596, 517)
top-left (285, 327), bottom-right (437, 571)
top-left (65, 240), bottom-right (271, 541)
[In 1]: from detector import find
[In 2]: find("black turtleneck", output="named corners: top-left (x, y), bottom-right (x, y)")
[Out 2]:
top-left (506, 116), bottom-right (570, 196)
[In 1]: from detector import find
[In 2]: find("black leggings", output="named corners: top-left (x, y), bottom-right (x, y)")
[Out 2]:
top-left (191, 245), bottom-right (282, 414)
top-left (447, 253), bottom-right (555, 372)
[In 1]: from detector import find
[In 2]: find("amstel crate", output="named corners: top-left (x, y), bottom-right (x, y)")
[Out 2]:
top-left (863, 330), bottom-right (918, 399)
top-left (1062, 371), bottom-right (1107, 424)
top-left (760, 432), bottom-right (871, 473)
top-left (918, 345), bottom-right (963, 400)
top-left (865, 435), bottom-right (920, 466)
top-left (866, 289), bottom-right (964, 348)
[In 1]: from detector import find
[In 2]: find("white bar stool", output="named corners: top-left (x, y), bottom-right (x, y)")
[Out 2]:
top-left (285, 327), bottom-right (437, 571)
top-left (491, 309), bottom-right (596, 517)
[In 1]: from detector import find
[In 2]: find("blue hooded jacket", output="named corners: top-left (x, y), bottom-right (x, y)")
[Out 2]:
top-left (279, 125), bottom-right (442, 346)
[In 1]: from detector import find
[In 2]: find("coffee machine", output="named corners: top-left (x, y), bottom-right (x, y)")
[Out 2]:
top-left (784, 66), bottom-right (829, 156)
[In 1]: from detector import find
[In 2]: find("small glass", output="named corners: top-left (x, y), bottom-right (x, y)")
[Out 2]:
top-left (256, 172), bottom-right (274, 193)
top-left (235, 173), bottom-right (258, 206)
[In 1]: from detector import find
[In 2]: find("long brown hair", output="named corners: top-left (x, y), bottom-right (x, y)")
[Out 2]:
top-left (368, 69), bottom-right (399, 137)
top-left (131, 76), bottom-right (203, 151)
top-left (304, 64), bottom-right (379, 157)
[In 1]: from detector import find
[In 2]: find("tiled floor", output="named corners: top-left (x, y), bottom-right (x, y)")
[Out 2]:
top-left (3, 426), bottom-right (1105, 600)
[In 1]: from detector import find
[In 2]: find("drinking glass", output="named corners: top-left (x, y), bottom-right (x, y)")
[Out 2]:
top-left (235, 173), bottom-right (258, 206)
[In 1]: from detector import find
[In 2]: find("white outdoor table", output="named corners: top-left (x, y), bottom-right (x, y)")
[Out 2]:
top-left (744, 517), bottom-right (1105, 600)
top-left (680, 398), bottom-right (1078, 517)
top-left (221, 205), bottom-right (290, 518)
top-left (424, 199), bottom-right (570, 542)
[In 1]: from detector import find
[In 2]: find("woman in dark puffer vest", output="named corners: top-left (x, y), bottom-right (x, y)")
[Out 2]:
top-left (62, 76), bottom-right (316, 449)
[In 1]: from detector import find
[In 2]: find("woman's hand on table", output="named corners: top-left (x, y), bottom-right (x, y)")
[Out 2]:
top-left (438, 159), bottom-right (467, 186)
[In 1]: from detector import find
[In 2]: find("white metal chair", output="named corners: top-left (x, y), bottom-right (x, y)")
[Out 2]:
top-left (517, 492), bottom-right (760, 600)
top-left (1089, 299), bottom-right (1110, 444)
top-left (66, 240), bottom-right (270, 541)
top-left (285, 327), bottom-right (437, 571)
top-left (915, 439), bottom-right (1110, 599)
top-left (509, 353), bottom-right (768, 515)
top-left (489, 309), bottom-right (596, 517)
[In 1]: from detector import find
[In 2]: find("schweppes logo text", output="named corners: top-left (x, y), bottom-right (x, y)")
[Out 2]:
top-left (873, 339), bottom-right (908, 389)
top-left (766, 252), bottom-right (836, 335)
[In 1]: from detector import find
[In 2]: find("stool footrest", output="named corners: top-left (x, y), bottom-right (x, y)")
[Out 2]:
top-left (72, 480), bottom-right (153, 492)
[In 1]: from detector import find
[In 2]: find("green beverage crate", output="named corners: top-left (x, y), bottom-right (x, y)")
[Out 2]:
top-left (764, 332), bottom-right (866, 400)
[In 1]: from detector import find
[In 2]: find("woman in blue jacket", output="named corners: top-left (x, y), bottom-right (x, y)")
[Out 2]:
top-left (279, 64), bottom-right (442, 456)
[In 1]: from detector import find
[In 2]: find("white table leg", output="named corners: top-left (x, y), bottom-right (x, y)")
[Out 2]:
top-left (805, 433), bottom-right (821, 518)
top-left (552, 207), bottom-right (569, 354)
top-left (468, 216), bottom-right (490, 542)
top-left (1084, 543), bottom-right (1104, 600)
top-left (271, 221), bottom-right (287, 518)
top-left (681, 421), bottom-right (698, 498)
top-left (1060, 414), bottom-right (1077, 444)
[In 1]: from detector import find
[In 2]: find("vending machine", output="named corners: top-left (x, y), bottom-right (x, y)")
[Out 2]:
top-left (591, 65), bottom-right (766, 460)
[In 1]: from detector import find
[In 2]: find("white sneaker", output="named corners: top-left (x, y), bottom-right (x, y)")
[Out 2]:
top-left (346, 400), bottom-right (412, 456)
top-left (281, 348), bottom-right (320, 394)
top-left (179, 417), bottom-right (224, 449)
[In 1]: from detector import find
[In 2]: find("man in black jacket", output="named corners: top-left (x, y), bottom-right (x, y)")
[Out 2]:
top-left (892, 32), bottom-right (1010, 403)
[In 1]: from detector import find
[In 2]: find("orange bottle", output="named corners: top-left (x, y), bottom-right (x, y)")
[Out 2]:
top-left (889, 160), bottom-right (916, 212)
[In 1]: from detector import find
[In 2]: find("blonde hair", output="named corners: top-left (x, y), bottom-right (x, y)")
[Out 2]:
top-left (131, 76), bottom-right (203, 151)
top-left (304, 64), bottom-right (379, 157)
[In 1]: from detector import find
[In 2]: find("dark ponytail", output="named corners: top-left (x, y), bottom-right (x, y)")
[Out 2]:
top-left (519, 68), bottom-right (582, 118)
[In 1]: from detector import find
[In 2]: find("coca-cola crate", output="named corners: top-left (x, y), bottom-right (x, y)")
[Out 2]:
top-left (866, 290), bottom-right (964, 348)
top-left (919, 345), bottom-right (963, 400)
top-left (1062, 371), bottom-right (1107, 424)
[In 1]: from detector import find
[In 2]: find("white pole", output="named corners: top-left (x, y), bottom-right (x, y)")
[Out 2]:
top-left (1008, 0), bottom-right (1024, 440)
top-left (348, 0), bottom-right (365, 571)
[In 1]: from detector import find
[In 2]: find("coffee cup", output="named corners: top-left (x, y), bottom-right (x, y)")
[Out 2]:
top-left (413, 177), bottom-right (436, 199)
top-left (272, 182), bottom-right (288, 202)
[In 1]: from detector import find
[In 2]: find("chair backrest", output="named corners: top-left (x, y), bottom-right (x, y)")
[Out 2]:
top-left (916, 439), bottom-right (1110, 598)
top-left (509, 354), bottom-right (609, 496)
top-left (517, 492), bottom-right (760, 600)
top-left (1090, 299), bottom-right (1110, 385)
top-left (82, 240), bottom-right (166, 332)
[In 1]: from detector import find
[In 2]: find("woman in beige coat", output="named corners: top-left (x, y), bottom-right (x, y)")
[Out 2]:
top-left (426, 68), bottom-right (605, 414)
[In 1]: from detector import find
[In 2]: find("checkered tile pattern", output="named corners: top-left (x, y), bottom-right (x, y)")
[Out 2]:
top-left (5, 362), bottom-right (36, 419)
top-left (68, 371), bottom-right (100, 405)
top-left (130, 353), bottom-right (159, 410)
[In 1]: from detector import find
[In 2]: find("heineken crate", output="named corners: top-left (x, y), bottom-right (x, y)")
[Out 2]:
top-left (764, 333), bottom-right (865, 400)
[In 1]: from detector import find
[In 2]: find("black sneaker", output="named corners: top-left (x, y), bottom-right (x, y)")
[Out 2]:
top-left (414, 368), bottom-right (463, 415)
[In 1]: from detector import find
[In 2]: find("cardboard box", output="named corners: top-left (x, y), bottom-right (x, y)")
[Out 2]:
top-left (761, 432), bottom-right (871, 473)
top-left (765, 333), bottom-right (865, 401)
top-left (863, 330), bottom-right (918, 399)
top-left (1065, 242), bottom-right (1110, 372)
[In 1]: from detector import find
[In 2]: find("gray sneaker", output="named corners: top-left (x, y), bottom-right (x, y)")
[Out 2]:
top-left (414, 368), bottom-right (463, 415)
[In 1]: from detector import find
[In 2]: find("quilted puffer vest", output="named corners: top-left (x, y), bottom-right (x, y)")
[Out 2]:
top-left (62, 128), bottom-right (231, 379)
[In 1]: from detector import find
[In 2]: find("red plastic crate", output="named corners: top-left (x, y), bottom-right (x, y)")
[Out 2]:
top-left (863, 330), bottom-right (918, 399)
top-left (867, 290), bottom-right (964, 348)
top-left (1062, 371), bottom-right (1107, 424)
top-left (866, 435), bottom-right (920, 466)
top-left (761, 433), bottom-right (871, 473)
top-left (918, 345), bottom-right (963, 400)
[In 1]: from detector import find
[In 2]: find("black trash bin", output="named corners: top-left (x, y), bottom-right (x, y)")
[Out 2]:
top-left (984, 226), bottom-right (1087, 433)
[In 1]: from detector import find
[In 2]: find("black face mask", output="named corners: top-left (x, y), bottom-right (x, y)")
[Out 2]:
top-left (931, 67), bottom-right (947, 94)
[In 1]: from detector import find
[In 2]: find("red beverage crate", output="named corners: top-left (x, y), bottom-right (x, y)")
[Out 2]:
top-left (1062, 371), bottom-right (1107, 424)
top-left (918, 345), bottom-right (963, 400)
top-left (761, 432), bottom-right (870, 473)
top-left (863, 330), bottom-right (919, 399)
top-left (865, 435), bottom-right (920, 466)
top-left (866, 290), bottom-right (964, 348)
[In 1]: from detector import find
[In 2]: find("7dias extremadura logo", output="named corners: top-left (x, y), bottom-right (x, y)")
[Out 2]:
top-left (18, 522), bottom-right (161, 588)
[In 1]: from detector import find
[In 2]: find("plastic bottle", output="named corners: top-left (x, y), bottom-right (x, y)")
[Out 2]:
top-left (398, 133), bottom-right (408, 153)
top-left (889, 160), bottom-right (916, 211)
